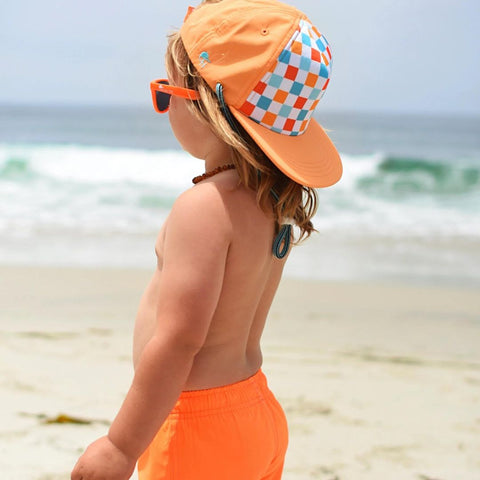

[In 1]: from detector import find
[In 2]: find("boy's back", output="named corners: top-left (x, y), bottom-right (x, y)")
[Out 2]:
top-left (133, 168), bottom-right (287, 390)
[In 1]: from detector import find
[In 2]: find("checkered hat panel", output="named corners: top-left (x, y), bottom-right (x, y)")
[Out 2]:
top-left (239, 19), bottom-right (332, 136)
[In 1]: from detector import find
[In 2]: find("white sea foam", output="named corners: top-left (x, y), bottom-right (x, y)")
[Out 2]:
top-left (1, 143), bottom-right (479, 238)
top-left (1, 142), bottom-right (479, 283)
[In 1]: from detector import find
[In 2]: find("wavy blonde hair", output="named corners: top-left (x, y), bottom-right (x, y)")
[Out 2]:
top-left (165, 21), bottom-right (318, 242)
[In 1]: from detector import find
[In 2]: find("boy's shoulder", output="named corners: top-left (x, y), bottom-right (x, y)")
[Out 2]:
top-left (166, 180), bottom-right (235, 239)
top-left (173, 180), bottom-right (230, 214)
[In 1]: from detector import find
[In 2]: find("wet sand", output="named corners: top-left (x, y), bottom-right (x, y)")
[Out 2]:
top-left (1, 266), bottom-right (479, 479)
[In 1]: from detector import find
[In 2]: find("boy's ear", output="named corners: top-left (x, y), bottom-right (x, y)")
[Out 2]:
top-left (184, 6), bottom-right (196, 22)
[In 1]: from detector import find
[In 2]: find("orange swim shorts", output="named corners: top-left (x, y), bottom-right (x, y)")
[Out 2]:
top-left (137, 369), bottom-right (288, 480)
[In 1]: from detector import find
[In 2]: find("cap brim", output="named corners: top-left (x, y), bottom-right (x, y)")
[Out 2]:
top-left (230, 108), bottom-right (342, 188)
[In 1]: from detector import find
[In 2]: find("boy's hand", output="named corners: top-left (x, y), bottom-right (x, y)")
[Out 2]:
top-left (71, 436), bottom-right (136, 480)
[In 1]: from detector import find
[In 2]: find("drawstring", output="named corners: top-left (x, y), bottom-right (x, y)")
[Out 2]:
top-left (259, 171), bottom-right (292, 260)
top-left (216, 83), bottom-right (242, 135)
top-left (272, 224), bottom-right (292, 259)
top-left (215, 85), bottom-right (292, 260)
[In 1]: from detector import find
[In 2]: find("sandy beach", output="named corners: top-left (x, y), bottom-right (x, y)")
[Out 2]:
top-left (1, 265), bottom-right (479, 480)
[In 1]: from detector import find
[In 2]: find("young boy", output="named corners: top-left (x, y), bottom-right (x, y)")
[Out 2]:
top-left (71, 0), bottom-right (341, 478)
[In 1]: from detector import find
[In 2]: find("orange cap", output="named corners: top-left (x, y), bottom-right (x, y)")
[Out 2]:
top-left (180, 0), bottom-right (342, 188)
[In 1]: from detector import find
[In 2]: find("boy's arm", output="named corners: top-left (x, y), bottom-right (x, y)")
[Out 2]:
top-left (71, 185), bottom-right (232, 478)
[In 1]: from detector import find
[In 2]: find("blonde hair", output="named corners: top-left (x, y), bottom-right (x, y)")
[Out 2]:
top-left (165, 26), bottom-right (318, 242)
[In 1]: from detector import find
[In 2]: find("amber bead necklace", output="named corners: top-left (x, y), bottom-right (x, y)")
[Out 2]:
top-left (192, 164), bottom-right (236, 184)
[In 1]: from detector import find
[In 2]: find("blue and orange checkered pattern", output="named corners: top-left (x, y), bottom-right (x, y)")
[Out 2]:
top-left (239, 19), bottom-right (332, 136)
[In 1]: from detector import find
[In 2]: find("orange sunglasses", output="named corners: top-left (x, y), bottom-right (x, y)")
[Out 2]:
top-left (150, 79), bottom-right (200, 113)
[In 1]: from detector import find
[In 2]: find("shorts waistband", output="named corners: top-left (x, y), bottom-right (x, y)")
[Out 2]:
top-left (170, 369), bottom-right (269, 416)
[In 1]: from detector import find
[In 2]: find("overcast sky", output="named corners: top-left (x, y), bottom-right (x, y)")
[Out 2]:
top-left (1, 0), bottom-right (479, 115)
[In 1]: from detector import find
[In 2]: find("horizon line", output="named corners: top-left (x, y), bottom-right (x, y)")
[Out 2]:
top-left (1, 101), bottom-right (480, 120)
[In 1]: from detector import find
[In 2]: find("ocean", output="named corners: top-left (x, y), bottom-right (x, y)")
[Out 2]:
top-left (1, 105), bottom-right (479, 286)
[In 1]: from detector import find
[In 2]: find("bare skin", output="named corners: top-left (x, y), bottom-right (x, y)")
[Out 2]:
top-left (133, 170), bottom-right (286, 387)
top-left (71, 85), bottom-right (287, 480)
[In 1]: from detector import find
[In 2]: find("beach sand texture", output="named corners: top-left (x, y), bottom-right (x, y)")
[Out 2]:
top-left (1, 266), bottom-right (479, 479)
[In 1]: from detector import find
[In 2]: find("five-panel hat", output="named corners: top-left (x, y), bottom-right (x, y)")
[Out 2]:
top-left (180, 0), bottom-right (342, 188)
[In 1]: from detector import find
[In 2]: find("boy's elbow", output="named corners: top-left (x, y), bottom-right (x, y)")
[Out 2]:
top-left (170, 334), bottom-right (206, 356)
top-left (155, 326), bottom-right (207, 357)
top-left (155, 309), bottom-right (212, 355)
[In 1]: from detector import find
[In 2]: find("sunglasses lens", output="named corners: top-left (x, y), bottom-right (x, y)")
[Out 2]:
top-left (155, 90), bottom-right (170, 112)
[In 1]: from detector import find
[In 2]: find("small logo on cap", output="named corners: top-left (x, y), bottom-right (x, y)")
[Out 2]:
top-left (199, 51), bottom-right (211, 68)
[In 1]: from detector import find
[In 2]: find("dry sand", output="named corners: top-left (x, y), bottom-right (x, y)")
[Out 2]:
top-left (1, 266), bottom-right (479, 479)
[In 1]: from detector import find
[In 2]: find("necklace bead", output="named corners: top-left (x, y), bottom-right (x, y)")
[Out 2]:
top-left (192, 164), bottom-right (236, 184)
